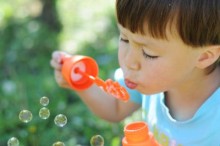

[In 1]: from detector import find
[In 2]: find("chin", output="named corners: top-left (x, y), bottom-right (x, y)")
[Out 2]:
top-left (137, 87), bottom-right (161, 95)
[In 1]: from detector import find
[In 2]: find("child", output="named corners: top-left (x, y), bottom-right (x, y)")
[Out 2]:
top-left (50, 0), bottom-right (220, 145)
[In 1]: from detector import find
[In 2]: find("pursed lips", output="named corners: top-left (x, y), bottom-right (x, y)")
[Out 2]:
top-left (124, 78), bottom-right (138, 89)
top-left (122, 69), bottom-right (138, 89)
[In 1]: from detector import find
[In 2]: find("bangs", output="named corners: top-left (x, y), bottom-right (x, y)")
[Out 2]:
top-left (116, 0), bottom-right (220, 47)
top-left (116, 0), bottom-right (177, 40)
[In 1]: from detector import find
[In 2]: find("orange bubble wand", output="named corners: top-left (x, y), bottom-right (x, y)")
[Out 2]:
top-left (61, 55), bottom-right (129, 102)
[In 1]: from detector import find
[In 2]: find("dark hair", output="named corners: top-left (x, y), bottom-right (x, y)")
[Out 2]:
top-left (116, 0), bottom-right (220, 47)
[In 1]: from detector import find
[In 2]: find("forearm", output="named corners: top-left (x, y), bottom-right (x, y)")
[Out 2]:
top-left (76, 85), bottom-right (122, 122)
top-left (76, 84), bottom-right (139, 122)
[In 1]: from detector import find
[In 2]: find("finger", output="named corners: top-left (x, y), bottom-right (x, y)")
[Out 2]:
top-left (50, 59), bottom-right (62, 70)
top-left (54, 70), bottom-right (70, 88)
top-left (54, 70), bottom-right (65, 83)
top-left (52, 51), bottom-right (71, 63)
top-left (52, 51), bottom-right (63, 63)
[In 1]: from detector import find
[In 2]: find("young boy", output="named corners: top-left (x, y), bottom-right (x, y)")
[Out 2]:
top-left (50, 0), bottom-right (220, 145)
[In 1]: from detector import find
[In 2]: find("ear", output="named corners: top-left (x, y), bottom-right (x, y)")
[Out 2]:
top-left (196, 45), bottom-right (220, 69)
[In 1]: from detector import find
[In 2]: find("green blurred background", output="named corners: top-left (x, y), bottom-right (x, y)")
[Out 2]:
top-left (0, 0), bottom-right (141, 145)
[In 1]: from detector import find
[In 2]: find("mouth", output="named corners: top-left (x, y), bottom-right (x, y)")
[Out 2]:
top-left (124, 79), bottom-right (137, 89)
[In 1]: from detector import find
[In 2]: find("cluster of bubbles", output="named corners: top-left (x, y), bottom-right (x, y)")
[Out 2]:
top-left (8, 96), bottom-right (105, 146)
top-left (39, 96), bottom-right (50, 120)
top-left (8, 96), bottom-right (68, 146)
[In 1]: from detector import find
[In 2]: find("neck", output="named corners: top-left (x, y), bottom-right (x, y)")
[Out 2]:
top-left (165, 67), bottom-right (220, 121)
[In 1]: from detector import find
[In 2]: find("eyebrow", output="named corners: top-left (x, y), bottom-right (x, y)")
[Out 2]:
top-left (119, 29), bottom-right (146, 46)
top-left (133, 37), bottom-right (166, 53)
top-left (119, 25), bottom-right (163, 50)
top-left (132, 36), bottom-right (157, 49)
top-left (133, 39), bottom-right (147, 46)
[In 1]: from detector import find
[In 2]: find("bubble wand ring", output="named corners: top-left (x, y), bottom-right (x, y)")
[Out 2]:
top-left (105, 79), bottom-right (129, 101)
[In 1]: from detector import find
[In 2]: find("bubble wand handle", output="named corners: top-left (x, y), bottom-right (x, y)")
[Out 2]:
top-left (74, 67), bottom-right (107, 91)
top-left (75, 67), bottom-right (129, 102)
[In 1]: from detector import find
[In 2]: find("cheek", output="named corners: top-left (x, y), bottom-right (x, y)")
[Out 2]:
top-left (118, 43), bottom-right (127, 67)
top-left (138, 58), bottom-right (196, 94)
top-left (141, 65), bottom-right (169, 84)
top-left (138, 62), bottom-right (182, 93)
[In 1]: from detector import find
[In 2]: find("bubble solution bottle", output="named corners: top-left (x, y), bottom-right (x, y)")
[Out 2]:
top-left (122, 121), bottom-right (161, 146)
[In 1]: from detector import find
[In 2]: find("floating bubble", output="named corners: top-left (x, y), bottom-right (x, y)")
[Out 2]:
top-left (52, 141), bottom-right (65, 146)
top-left (39, 107), bottom-right (50, 119)
top-left (54, 114), bottom-right (67, 127)
top-left (7, 137), bottom-right (19, 146)
top-left (40, 96), bottom-right (49, 106)
top-left (90, 135), bottom-right (104, 146)
top-left (19, 110), bottom-right (33, 123)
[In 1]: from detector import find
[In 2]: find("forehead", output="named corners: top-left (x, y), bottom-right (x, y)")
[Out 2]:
top-left (118, 24), bottom-right (182, 45)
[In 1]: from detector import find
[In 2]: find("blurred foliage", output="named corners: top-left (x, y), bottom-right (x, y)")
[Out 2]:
top-left (0, 0), bottom-right (126, 145)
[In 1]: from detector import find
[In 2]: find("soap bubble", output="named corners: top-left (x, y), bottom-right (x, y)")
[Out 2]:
top-left (40, 96), bottom-right (49, 106)
top-left (19, 110), bottom-right (33, 123)
top-left (52, 141), bottom-right (65, 146)
top-left (39, 107), bottom-right (50, 119)
top-left (7, 137), bottom-right (19, 146)
top-left (54, 114), bottom-right (67, 127)
top-left (90, 135), bottom-right (104, 146)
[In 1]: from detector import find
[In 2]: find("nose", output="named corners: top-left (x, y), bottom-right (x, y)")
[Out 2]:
top-left (124, 48), bottom-right (140, 70)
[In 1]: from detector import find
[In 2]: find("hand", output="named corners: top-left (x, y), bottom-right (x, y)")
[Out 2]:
top-left (50, 51), bottom-right (71, 89)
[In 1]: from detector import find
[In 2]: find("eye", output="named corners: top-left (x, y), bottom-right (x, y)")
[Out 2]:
top-left (142, 49), bottom-right (158, 59)
top-left (120, 38), bottom-right (129, 43)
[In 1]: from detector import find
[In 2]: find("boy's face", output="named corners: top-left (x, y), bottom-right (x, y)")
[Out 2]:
top-left (118, 24), bottom-right (202, 94)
